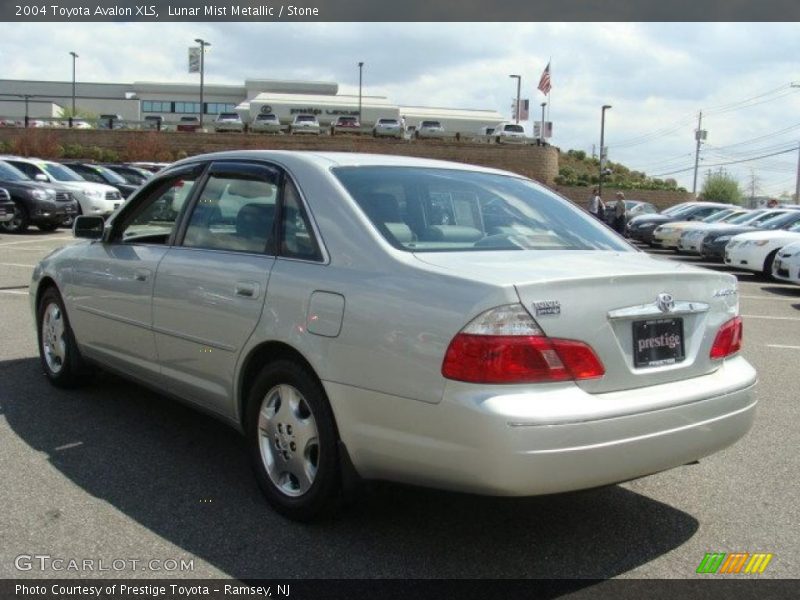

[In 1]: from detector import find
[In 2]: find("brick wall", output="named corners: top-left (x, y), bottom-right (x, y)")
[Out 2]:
top-left (0, 128), bottom-right (560, 185)
top-left (552, 185), bottom-right (694, 210)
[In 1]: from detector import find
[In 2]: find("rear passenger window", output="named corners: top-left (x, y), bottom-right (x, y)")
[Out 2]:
top-left (280, 180), bottom-right (322, 261)
top-left (183, 171), bottom-right (277, 254)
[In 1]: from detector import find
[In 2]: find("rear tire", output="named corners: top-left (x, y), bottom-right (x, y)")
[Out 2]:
top-left (38, 222), bottom-right (59, 232)
top-left (37, 286), bottom-right (93, 388)
top-left (246, 360), bottom-right (341, 521)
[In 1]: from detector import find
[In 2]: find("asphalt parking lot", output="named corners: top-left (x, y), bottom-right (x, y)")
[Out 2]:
top-left (1, 230), bottom-right (799, 581)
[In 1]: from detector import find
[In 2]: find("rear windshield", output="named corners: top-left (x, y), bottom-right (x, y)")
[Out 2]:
top-left (378, 119), bottom-right (399, 124)
top-left (333, 167), bottom-right (632, 253)
top-left (257, 114), bottom-right (277, 120)
top-left (296, 115), bottom-right (316, 122)
top-left (503, 124), bottom-right (525, 133)
top-left (421, 121), bottom-right (441, 127)
top-left (218, 113), bottom-right (240, 119)
top-left (337, 117), bottom-right (357, 123)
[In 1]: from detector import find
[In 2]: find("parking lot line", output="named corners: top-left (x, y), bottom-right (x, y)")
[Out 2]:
top-left (0, 236), bottom-right (71, 247)
top-left (765, 344), bottom-right (800, 350)
top-left (0, 289), bottom-right (27, 295)
top-left (0, 262), bottom-right (36, 268)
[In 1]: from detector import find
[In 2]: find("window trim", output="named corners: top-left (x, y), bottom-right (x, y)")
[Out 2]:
top-left (107, 163), bottom-right (208, 246)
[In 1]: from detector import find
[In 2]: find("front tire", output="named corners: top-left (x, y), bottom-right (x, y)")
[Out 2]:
top-left (763, 249), bottom-right (779, 278)
top-left (246, 360), bottom-right (341, 520)
top-left (38, 222), bottom-right (59, 232)
top-left (37, 287), bottom-right (92, 388)
top-left (0, 204), bottom-right (29, 233)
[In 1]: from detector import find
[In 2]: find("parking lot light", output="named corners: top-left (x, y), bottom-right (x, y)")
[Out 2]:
top-left (69, 51), bottom-right (78, 128)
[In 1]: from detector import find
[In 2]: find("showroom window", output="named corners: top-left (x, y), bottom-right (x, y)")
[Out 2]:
top-left (142, 100), bottom-right (172, 113)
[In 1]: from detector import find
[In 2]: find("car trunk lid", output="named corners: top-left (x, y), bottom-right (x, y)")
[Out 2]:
top-left (414, 250), bottom-right (739, 393)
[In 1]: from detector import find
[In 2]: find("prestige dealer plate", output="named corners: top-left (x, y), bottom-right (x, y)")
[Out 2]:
top-left (633, 317), bottom-right (685, 368)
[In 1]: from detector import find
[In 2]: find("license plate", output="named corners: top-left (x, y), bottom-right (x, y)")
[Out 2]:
top-left (633, 318), bottom-right (685, 368)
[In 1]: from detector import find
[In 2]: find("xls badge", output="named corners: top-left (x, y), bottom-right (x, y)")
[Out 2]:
top-left (532, 300), bottom-right (561, 317)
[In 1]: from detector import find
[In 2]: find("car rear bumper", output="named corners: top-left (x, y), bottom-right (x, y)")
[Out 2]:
top-left (325, 355), bottom-right (757, 496)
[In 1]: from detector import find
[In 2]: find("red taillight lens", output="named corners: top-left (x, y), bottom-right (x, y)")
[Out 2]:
top-left (710, 316), bottom-right (743, 359)
top-left (442, 333), bottom-right (605, 384)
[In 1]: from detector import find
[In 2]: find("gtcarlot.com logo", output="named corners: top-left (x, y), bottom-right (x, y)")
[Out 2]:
top-left (14, 554), bottom-right (194, 572)
top-left (696, 552), bottom-right (773, 574)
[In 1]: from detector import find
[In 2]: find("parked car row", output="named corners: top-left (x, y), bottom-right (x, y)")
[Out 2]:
top-left (0, 156), bottom-right (162, 233)
top-left (626, 202), bottom-right (800, 284)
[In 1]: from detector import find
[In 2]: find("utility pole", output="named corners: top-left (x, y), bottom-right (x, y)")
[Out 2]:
top-left (692, 111), bottom-right (706, 197)
top-left (795, 141), bottom-right (800, 204)
top-left (69, 51), bottom-right (78, 128)
top-left (598, 105), bottom-right (611, 196)
top-left (194, 38), bottom-right (211, 129)
top-left (358, 62), bottom-right (364, 126)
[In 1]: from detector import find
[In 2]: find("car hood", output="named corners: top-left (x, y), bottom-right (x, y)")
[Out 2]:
top-left (52, 181), bottom-right (118, 194)
top-left (731, 230), bottom-right (800, 242)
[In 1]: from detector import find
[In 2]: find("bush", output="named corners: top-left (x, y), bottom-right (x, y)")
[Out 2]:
top-left (122, 132), bottom-right (175, 162)
top-left (9, 129), bottom-right (63, 159)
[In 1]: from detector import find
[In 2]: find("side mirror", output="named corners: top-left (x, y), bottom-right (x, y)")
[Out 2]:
top-left (34, 173), bottom-right (48, 182)
top-left (73, 215), bottom-right (105, 240)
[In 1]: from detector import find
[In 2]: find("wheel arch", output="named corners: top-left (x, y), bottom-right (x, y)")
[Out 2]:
top-left (237, 340), bottom-right (324, 429)
top-left (35, 276), bottom-right (60, 314)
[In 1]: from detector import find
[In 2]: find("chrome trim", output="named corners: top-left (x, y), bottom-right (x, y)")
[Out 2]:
top-left (607, 300), bottom-right (710, 320)
top-left (74, 304), bottom-right (151, 329)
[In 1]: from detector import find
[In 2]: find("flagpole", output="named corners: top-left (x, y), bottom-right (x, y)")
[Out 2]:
top-left (546, 58), bottom-right (551, 139)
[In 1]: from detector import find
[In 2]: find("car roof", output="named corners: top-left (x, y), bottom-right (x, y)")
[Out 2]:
top-left (168, 150), bottom-right (520, 178)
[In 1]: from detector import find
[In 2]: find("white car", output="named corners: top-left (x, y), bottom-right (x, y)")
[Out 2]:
top-left (373, 118), bottom-right (404, 138)
top-left (415, 120), bottom-right (446, 139)
top-left (289, 114), bottom-right (321, 135)
top-left (492, 122), bottom-right (527, 144)
top-left (250, 113), bottom-right (282, 133)
top-left (654, 209), bottom-right (745, 250)
top-left (772, 241), bottom-right (800, 285)
top-left (725, 222), bottom-right (800, 276)
top-left (213, 112), bottom-right (244, 133)
top-left (3, 157), bottom-right (123, 217)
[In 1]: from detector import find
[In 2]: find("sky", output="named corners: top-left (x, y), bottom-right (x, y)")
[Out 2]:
top-left (0, 22), bottom-right (799, 197)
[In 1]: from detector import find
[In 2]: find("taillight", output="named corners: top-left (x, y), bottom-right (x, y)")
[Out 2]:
top-left (441, 305), bottom-right (605, 384)
top-left (710, 316), bottom-right (743, 359)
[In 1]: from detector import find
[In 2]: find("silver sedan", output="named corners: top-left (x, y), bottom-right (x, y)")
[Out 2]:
top-left (30, 151), bottom-right (757, 520)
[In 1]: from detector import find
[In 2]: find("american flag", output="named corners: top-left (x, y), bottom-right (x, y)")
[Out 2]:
top-left (537, 62), bottom-right (551, 95)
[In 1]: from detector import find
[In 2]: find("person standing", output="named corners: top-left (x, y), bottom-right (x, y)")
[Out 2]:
top-left (613, 191), bottom-right (627, 234)
top-left (588, 188), bottom-right (605, 221)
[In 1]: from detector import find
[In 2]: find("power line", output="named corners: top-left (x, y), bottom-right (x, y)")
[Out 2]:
top-left (652, 147), bottom-right (798, 177)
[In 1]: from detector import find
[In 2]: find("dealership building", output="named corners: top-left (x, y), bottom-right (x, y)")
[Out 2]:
top-left (0, 78), bottom-right (505, 133)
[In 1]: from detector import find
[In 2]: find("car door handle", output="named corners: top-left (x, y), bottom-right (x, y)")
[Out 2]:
top-left (134, 269), bottom-right (151, 282)
top-left (235, 282), bottom-right (261, 299)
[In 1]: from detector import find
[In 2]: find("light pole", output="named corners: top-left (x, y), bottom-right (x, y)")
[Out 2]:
top-left (598, 105), bottom-right (612, 196)
top-left (539, 102), bottom-right (547, 145)
top-left (194, 38), bottom-right (211, 128)
top-left (69, 51), bottom-right (78, 127)
top-left (509, 74), bottom-right (521, 124)
top-left (358, 62), bottom-right (364, 127)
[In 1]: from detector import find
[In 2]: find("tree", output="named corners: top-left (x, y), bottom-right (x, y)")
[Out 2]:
top-left (56, 106), bottom-right (97, 121)
top-left (701, 168), bottom-right (742, 205)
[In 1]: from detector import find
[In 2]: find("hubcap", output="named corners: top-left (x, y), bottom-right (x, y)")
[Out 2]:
top-left (257, 384), bottom-right (319, 497)
top-left (41, 302), bottom-right (66, 374)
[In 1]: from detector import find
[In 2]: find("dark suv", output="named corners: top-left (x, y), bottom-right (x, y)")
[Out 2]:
top-left (0, 187), bottom-right (14, 224)
top-left (0, 161), bottom-right (78, 233)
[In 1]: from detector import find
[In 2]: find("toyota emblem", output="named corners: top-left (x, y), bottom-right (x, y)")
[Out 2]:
top-left (656, 293), bottom-right (675, 313)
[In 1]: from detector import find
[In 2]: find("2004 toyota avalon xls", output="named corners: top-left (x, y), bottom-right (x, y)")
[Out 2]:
top-left (30, 151), bottom-right (757, 520)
